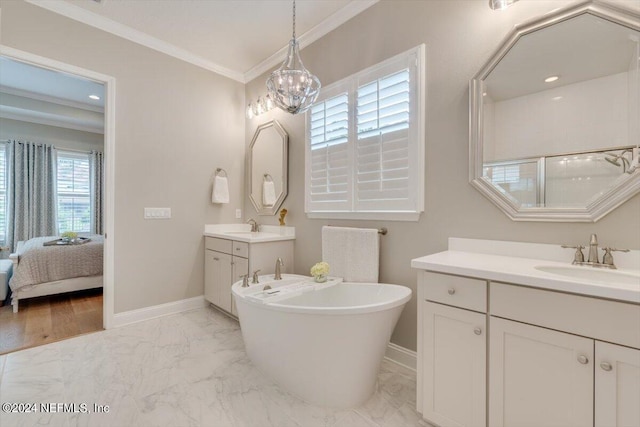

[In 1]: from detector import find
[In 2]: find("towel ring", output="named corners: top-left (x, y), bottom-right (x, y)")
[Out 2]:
top-left (215, 168), bottom-right (228, 178)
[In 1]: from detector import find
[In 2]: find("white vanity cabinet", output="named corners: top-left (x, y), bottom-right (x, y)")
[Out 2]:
top-left (595, 341), bottom-right (640, 427)
top-left (204, 236), bottom-right (293, 316)
top-left (419, 272), bottom-right (487, 427)
top-left (489, 317), bottom-right (593, 427)
top-left (417, 270), bottom-right (640, 427)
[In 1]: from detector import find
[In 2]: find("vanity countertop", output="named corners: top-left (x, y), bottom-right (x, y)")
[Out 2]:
top-left (204, 224), bottom-right (295, 243)
top-left (412, 238), bottom-right (640, 304)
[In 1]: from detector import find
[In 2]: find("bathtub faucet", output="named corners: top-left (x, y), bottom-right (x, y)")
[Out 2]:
top-left (274, 257), bottom-right (284, 280)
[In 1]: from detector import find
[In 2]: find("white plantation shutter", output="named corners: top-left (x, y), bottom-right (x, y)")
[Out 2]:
top-left (307, 90), bottom-right (351, 211)
top-left (356, 68), bottom-right (414, 211)
top-left (305, 45), bottom-right (424, 220)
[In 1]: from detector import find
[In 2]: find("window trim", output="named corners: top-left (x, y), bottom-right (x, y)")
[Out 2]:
top-left (304, 44), bottom-right (425, 222)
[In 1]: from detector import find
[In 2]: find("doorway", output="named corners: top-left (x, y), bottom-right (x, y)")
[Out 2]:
top-left (0, 46), bottom-right (115, 353)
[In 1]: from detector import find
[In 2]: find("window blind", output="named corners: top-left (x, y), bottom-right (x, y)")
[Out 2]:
top-left (305, 45), bottom-right (425, 220)
top-left (0, 145), bottom-right (7, 244)
top-left (57, 152), bottom-right (91, 233)
top-left (356, 69), bottom-right (411, 209)
top-left (308, 93), bottom-right (351, 210)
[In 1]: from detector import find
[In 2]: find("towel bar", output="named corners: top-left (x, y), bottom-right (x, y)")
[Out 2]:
top-left (327, 225), bottom-right (388, 235)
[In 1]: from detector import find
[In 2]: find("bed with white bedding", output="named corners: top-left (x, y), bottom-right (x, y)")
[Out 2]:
top-left (9, 235), bottom-right (103, 313)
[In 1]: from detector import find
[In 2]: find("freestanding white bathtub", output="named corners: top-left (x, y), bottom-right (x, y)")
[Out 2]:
top-left (232, 274), bottom-right (411, 408)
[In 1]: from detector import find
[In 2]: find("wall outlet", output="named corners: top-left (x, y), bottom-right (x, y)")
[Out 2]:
top-left (144, 207), bottom-right (171, 219)
top-left (235, 209), bottom-right (242, 219)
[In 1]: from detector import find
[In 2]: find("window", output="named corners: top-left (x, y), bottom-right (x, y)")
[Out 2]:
top-left (305, 45), bottom-right (425, 221)
top-left (57, 151), bottom-right (91, 233)
top-left (0, 144), bottom-right (7, 244)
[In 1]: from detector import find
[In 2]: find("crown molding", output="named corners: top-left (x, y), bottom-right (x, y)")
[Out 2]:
top-left (0, 105), bottom-right (104, 135)
top-left (244, 0), bottom-right (379, 83)
top-left (0, 86), bottom-right (105, 113)
top-left (24, 0), bottom-right (246, 83)
top-left (25, 0), bottom-right (379, 85)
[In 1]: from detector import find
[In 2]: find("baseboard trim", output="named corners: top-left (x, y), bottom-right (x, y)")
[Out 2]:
top-left (384, 342), bottom-right (417, 371)
top-left (112, 296), bottom-right (207, 328)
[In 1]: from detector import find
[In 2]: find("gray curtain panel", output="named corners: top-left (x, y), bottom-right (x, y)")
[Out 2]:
top-left (7, 141), bottom-right (57, 251)
top-left (90, 150), bottom-right (104, 235)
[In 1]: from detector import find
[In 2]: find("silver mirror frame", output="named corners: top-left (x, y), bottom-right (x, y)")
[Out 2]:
top-left (469, 0), bottom-right (640, 222)
top-left (248, 120), bottom-right (289, 215)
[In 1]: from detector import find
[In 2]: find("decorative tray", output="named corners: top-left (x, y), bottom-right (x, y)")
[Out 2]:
top-left (43, 237), bottom-right (91, 246)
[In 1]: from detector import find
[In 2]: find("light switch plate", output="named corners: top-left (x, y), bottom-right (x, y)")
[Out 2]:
top-left (144, 207), bottom-right (171, 219)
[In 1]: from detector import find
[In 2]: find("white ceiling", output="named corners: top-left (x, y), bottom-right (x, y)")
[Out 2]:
top-left (30, 0), bottom-right (378, 83)
top-left (0, 56), bottom-right (105, 108)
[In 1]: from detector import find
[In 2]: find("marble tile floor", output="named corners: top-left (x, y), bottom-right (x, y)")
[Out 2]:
top-left (0, 305), bottom-right (429, 427)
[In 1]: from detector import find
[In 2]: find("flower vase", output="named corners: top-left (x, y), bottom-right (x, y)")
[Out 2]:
top-left (314, 274), bottom-right (327, 283)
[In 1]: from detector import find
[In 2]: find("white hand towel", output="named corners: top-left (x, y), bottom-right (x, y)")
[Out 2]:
top-left (262, 180), bottom-right (277, 207)
top-left (321, 226), bottom-right (380, 283)
top-left (212, 175), bottom-right (230, 204)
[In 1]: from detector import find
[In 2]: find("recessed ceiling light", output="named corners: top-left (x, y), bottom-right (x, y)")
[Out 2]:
top-left (544, 76), bottom-right (559, 83)
top-left (482, 92), bottom-right (487, 97)
top-left (89, 94), bottom-right (100, 100)
top-left (552, 96), bottom-right (563, 101)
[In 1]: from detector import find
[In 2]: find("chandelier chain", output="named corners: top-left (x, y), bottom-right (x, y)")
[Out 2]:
top-left (292, 0), bottom-right (296, 40)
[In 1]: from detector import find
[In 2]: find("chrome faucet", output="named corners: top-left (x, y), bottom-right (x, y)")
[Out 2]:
top-left (562, 234), bottom-right (629, 269)
top-left (247, 218), bottom-right (259, 232)
top-left (274, 257), bottom-right (284, 280)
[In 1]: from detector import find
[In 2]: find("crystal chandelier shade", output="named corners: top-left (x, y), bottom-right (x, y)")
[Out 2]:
top-left (266, 0), bottom-right (321, 115)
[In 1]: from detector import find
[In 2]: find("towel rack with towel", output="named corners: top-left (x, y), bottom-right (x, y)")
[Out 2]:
top-left (212, 168), bottom-right (230, 204)
top-left (262, 174), bottom-right (277, 208)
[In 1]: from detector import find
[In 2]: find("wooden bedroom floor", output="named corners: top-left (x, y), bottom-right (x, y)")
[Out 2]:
top-left (0, 289), bottom-right (103, 354)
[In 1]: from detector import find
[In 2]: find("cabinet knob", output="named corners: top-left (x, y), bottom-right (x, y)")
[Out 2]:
top-left (236, 247), bottom-right (241, 251)
top-left (474, 327), bottom-right (482, 335)
top-left (213, 257), bottom-right (220, 261)
top-left (600, 362), bottom-right (613, 371)
top-left (447, 288), bottom-right (456, 295)
top-left (577, 355), bottom-right (589, 365)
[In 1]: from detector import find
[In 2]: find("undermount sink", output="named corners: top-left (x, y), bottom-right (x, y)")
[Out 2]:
top-left (224, 231), bottom-right (279, 237)
top-left (204, 224), bottom-right (295, 243)
top-left (535, 265), bottom-right (640, 286)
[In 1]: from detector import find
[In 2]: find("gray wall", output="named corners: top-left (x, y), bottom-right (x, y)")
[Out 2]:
top-left (245, 0), bottom-right (640, 351)
top-left (1, 0), bottom-right (246, 313)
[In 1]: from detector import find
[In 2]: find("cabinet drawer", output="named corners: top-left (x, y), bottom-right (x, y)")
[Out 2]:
top-left (205, 237), bottom-right (232, 254)
top-left (232, 241), bottom-right (249, 258)
top-left (423, 271), bottom-right (487, 313)
top-left (491, 282), bottom-right (640, 349)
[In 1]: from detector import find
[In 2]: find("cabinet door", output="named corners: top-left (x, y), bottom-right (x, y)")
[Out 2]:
top-left (422, 301), bottom-right (486, 427)
top-left (595, 341), bottom-right (640, 427)
top-left (489, 317), bottom-right (593, 427)
top-left (204, 250), bottom-right (219, 305)
top-left (205, 250), bottom-right (232, 311)
top-left (230, 256), bottom-right (248, 316)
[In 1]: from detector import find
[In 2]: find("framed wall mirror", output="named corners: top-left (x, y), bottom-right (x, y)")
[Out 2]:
top-left (248, 120), bottom-right (288, 215)
top-left (470, 1), bottom-right (640, 222)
